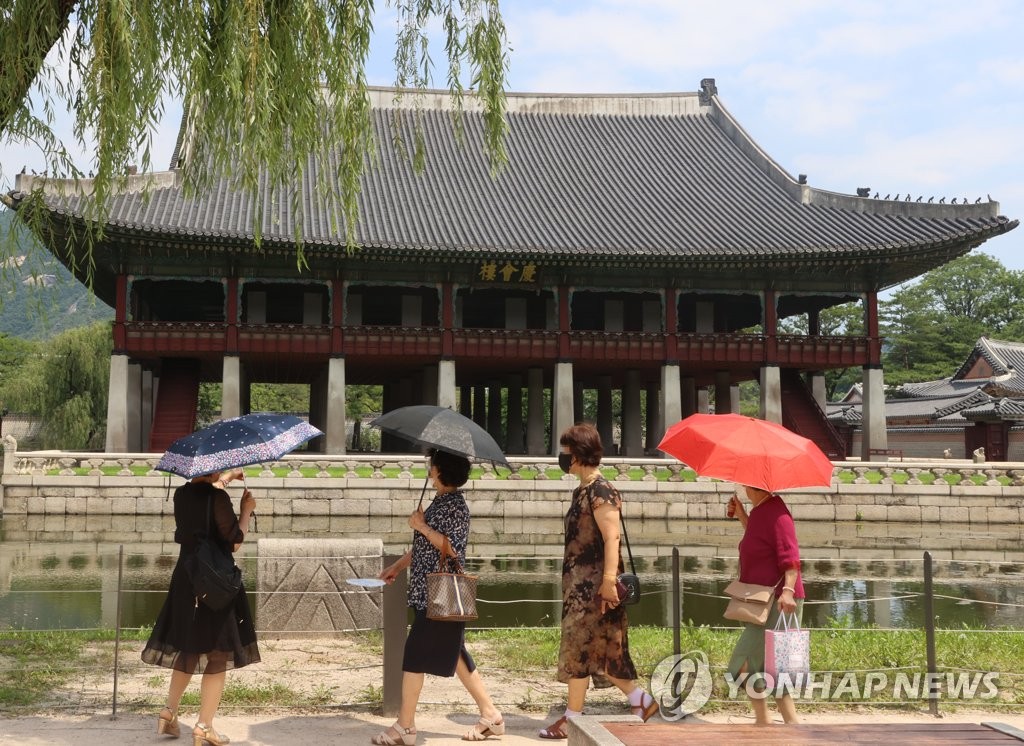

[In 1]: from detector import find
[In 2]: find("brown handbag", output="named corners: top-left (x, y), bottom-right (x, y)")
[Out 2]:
top-left (425, 537), bottom-right (478, 622)
top-left (722, 579), bottom-right (778, 625)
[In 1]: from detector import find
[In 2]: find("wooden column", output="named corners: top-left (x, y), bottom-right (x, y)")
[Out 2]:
top-left (865, 290), bottom-right (881, 365)
top-left (441, 282), bottom-right (454, 358)
top-left (763, 288), bottom-right (777, 361)
top-left (558, 285), bottom-right (571, 359)
top-left (665, 287), bottom-right (678, 361)
top-left (331, 278), bottom-right (344, 354)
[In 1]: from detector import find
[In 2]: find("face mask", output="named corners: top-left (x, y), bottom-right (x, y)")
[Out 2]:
top-left (558, 452), bottom-right (573, 473)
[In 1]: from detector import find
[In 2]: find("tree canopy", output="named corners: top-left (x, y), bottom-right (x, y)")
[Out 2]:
top-left (1, 0), bottom-right (509, 262)
top-left (880, 253), bottom-right (1024, 386)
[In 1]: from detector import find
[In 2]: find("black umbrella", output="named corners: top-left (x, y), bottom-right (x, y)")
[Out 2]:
top-left (371, 405), bottom-right (510, 508)
top-left (370, 405), bottom-right (510, 468)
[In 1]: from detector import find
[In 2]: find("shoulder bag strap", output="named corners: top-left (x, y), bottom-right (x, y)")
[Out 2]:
top-left (619, 505), bottom-right (637, 576)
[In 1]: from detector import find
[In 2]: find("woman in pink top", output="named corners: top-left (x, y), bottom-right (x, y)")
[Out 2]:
top-left (726, 484), bottom-right (804, 725)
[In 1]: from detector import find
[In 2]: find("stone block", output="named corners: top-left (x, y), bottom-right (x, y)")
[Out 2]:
top-left (3, 495), bottom-right (28, 514)
top-left (331, 498), bottom-right (369, 516)
top-left (935, 506), bottom-right (969, 523)
top-left (65, 497), bottom-right (88, 515)
top-left (290, 498), bottom-right (330, 516)
top-left (789, 504), bottom-right (836, 521)
top-left (135, 497), bottom-right (163, 515)
top-left (43, 496), bottom-right (66, 514)
top-left (985, 507), bottom-right (1020, 524)
top-left (886, 505), bottom-right (921, 522)
top-left (255, 537), bottom-right (383, 635)
top-left (856, 505), bottom-right (888, 521)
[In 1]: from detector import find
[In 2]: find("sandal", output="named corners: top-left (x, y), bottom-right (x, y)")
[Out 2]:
top-left (370, 723), bottom-right (417, 745)
top-left (157, 706), bottom-right (180, 737)
top-left (193, 724), bottom-right (229, 746)
top-left (463, 715), bottom-right (505, 741)
top-left (631, 694), bottom-right (659, 722)
top-left (538, 715), bottom-right (569, 740)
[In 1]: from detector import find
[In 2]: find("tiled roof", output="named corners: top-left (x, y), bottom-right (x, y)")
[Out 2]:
top-left (953, 337), bottom-right (1024, 386)
top-left (961, 397), bottom-right (1024, 421)
top-left (7, 85), bottom-right (1017, 281)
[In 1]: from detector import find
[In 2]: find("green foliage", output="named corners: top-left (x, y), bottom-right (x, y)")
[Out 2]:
top-left (0, 321), bottom-right (111, 448)
top-left (881, 253), bottom-right (1024, 384)
top-left (0, 208), bottom-right (114, 337)
top-left (2, 0), bottom-right (510, 259)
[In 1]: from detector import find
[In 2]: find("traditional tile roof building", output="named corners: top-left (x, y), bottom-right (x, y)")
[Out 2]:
top-left (4, 80), bottom-right (1018, 458)
top-left (829, 337), bottom-right (1024, 459)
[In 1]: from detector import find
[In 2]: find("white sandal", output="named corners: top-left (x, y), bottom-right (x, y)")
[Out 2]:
top-left (370, 723), bottom-right (416, 745)
top-left (463, 715), bottom-right (505, 741)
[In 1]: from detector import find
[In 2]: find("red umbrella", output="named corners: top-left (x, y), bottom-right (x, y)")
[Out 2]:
top-left (657, 413), bottom-right (834, 493)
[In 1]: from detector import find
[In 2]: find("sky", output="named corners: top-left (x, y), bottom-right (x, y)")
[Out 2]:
top-left (3, 0), bottom-right (1023, 272)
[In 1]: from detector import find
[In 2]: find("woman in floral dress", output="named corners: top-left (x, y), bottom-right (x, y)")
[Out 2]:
top-left (539, 423), bottom-right (658, 739)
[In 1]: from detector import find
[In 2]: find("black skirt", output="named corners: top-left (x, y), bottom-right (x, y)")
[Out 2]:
top-left (141, 547), bottom-right (260, 674)
top-left (402, 609), bottom-right (476, 677)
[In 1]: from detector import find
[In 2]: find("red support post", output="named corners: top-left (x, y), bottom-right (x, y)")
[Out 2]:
top-left (225, 276), bottom-right (239, 352)
top-left (865, 290), bottom-right (881, 364)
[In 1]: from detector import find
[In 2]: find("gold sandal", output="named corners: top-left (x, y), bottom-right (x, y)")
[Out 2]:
top-left (193, 723), bottom-right (229, 746)
top-left (157, 707), bottom-right (179, 737)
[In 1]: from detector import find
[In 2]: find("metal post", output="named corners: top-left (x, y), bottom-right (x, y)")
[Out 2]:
top-left (112, 544), bottom-right (124, 718)
top-left (923, 551), bottom-right (939, 717)
top-left (382, 554), bottom-right (408, 717)
top-left (672, 548), bottom-right (681, 656)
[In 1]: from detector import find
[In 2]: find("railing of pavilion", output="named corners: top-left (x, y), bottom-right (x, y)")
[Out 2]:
top-left (6, 450), bottom-right (1024, 485)
top-left (120, 321), bottom-right (871, 365)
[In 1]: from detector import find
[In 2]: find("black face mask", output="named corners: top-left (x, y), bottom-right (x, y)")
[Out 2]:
top-left (558, 453), bottom-right (573, 473)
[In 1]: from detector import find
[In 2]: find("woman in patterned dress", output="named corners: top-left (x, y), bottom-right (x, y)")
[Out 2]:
top-left (375, 449), bottom-right (504, 745)
top-left (539, 423), bottom-right (658, 739)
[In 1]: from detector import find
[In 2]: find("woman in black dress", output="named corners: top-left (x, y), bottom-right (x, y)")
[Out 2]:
top-left (142, 470), bottom-right (260, 746)
top-left (376, 449), bottom-right (503, 744)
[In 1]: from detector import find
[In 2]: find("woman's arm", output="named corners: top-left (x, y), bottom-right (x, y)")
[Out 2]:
top-left (593, 502), bottom-right (622, 609)
top-left (380, 550), bottom-right (413, 583)
top-left (233, 489), bottom-right (255, 552)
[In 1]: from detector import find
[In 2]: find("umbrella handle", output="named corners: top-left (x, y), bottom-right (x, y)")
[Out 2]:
top-left (416, 475), bottom-right (429, 510)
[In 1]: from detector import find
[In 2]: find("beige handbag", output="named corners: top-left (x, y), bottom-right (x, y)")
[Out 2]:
top-left (426, 537), bottom-right (478, 622)
top-left (722, 579), bottom-right (778, 625)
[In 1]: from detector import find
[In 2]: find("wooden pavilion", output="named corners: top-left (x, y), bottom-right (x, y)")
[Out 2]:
top-left (4, 80), bottom-right (1017, 458)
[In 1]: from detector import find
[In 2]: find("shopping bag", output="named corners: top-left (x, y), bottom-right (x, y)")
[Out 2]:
top-left (765, 612), bottom-right (809, 682)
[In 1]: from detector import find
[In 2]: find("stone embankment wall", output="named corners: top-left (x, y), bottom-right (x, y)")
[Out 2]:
top-left (2, 446), bottom-right (1023, 524)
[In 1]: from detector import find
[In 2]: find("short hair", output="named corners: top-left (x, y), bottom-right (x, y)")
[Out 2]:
top-left (559, 422), bottom-right (603, 467)
top-left (429, 449), bottom-right (471, 488)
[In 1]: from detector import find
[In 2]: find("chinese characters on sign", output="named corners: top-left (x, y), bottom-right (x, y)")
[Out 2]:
top-left (478, 260), bottom-right (538, 284)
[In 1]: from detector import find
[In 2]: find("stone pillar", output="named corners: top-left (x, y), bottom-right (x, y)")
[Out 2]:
top-left (681, 376), bottom-right (696, 418)
top-left (526, 368), bottom-right (546, 455)
top-left (505, 374), bottom-right (524, 454)
top-left (760, 364), bottom-right (782, 423)
top-left (730, 384), bottom-right (741, 415)
top-left (811, 372), bottom-right (827, 412)
top-left (597, 375), bottom-right (614, 453)
top-left (621, 370), bottom-right (642, 457)
top-left (104, 353), bottom-right (129, 452)
top-left (715, 370), bottom-right (732, 414)
top-left (645, 380), bottom-right (660, 454)
top-left (660, 364), bottom-right (681, 442)
top-left (552, 362), bottom-right (574, 455)
top-left (141, 368), bottom-right (154, 452)
top-left (222, 356), bottom-right (242, 420)
top-left (472, 385), bottom-right (487, 427)
top-left (438, 360), bottom-right (457, 410)
top-left (126, 361), bottom-right (143, 451)
top-left (308, 369), bottom-right (327, 452)
top-left (861, 365), bottom-right (888, 461)
top-left (487, 381), bottom-right (503, 447)
top-left (696, 387), bottom-right (710, 414)
top-left (325, 357), bottom-right (347, 454)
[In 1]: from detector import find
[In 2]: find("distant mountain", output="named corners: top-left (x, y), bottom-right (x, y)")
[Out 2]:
top-left (0, 208), bottom-right (113, 340)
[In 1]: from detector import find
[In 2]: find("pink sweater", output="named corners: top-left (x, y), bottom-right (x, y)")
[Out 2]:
top-left (737, 494), bottom-right (804, 598)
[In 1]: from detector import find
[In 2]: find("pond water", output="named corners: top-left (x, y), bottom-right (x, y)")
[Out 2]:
top-left (2, 516), bottom-right (1024, 631)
